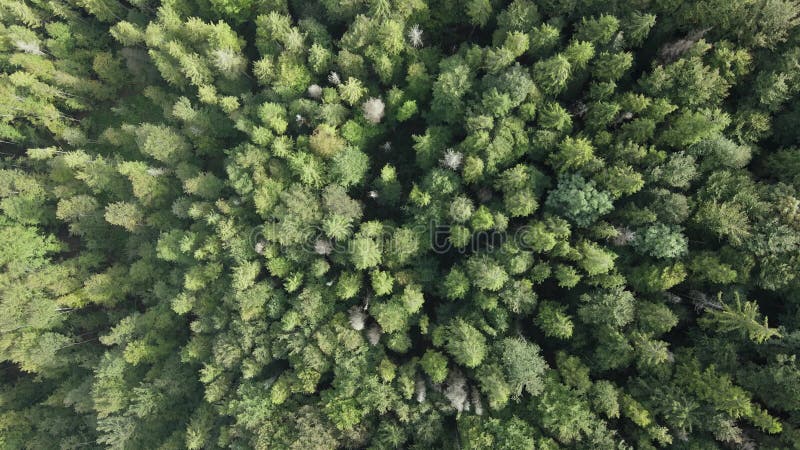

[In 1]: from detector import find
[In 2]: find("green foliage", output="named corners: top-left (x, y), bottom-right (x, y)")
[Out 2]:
top-left (632, 224), bottom-right (689, 259)
top-left (309, 124), bottom-right (345, 157)
top-left (440, 319), bottom-right (487, 368)
top-left (700, 294), bottom-right (781, 343)
top-left (549, 136), bottom-right (596, 172)
top-left (536, 301), bottom-right (574, 339)
top-left (2, 0), bottom-right (800, 448)
top-left (533, 54), bottom-right (572, 95)
top-left (421, 350), bottom-right (449, 383)
top-left (500, 338), bottom-right (548, 398)
top-left (545, 175), bottom-right (614, 227)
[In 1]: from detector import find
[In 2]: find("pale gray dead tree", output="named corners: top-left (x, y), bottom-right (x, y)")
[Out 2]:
top-left (440, 148), bottom-right (464, 170)
top-left (362, 97), bottom-right (385, 124)
top-left (307, 84), bottom-right (322, 99)
top-left (328, 71), bottom-right (341, 85)
top-left (659, 28), bottom-right (711, 63)
top-left (366, 324), bottom-right (382, 345)
top-left (408, 25), bottom-right (424, 48)
top-left (415, 378), bottom-right (427, 403)
top-left (444, 369), bottom-right (469, 412)
top-left (348, 306), bottom-right (366, 330)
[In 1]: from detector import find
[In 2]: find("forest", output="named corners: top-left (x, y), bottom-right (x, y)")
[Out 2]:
top-left (3, 0), bottom-right (800, 448)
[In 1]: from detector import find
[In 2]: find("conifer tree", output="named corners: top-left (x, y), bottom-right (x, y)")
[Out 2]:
top-left (2, 0), bottom-right (800, 447)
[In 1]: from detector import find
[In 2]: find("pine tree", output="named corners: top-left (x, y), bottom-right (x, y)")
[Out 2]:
top-left (3, 0), bottom-right (800, 447)
top-left (699, 294), bottom-right (781, 343)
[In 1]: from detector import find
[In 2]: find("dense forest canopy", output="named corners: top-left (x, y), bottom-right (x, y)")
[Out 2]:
top-left (3, 0), bottom-right (800, 448)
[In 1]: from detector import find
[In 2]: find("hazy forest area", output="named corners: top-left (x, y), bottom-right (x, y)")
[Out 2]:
top-left (4, 0), bottom-right (800, 448)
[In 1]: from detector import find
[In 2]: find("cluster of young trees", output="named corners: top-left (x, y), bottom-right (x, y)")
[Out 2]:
top-left (2, 0), bottom-right (800, 448)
